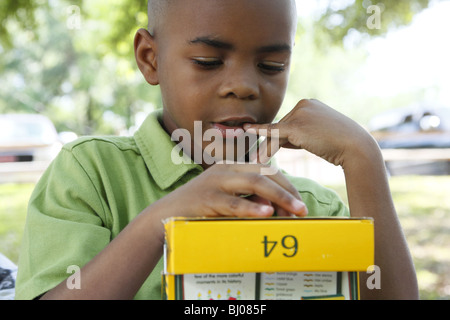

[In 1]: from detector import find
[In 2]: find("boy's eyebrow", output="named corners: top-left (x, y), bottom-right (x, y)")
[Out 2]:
top-left (257, 43), bottom-right (292, 54)
top-left (189, 37), bottom-right (234, 50)
top-left (188, 36), bottom-right (291, 53)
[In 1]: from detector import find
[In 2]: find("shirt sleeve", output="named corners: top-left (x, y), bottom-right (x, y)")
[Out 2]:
top-left (284, 174), bottom-right (350, 218)
top-left (15, 147), bottom-right (111, 300)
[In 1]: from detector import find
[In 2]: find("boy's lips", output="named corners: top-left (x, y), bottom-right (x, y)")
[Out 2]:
top-left (212, 116), bottom-right (256, 138)
top-left (212, 123), bottom-right (245, 138)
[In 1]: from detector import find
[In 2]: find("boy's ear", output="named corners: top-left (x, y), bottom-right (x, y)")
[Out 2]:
top-left (134, 28), bottom-right (159, 85)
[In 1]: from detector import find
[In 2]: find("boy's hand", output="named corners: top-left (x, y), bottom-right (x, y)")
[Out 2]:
top-left (163, 163), bottom-right (308, 218)
top-left (244, 99), bottom-right (375, 168)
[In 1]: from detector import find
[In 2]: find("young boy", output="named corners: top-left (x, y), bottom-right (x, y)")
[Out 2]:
top-left (15, 0), bottom-right (418, 299)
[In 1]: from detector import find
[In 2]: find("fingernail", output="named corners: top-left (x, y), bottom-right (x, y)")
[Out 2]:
top-left (244, 126), bottom-right (257, 134)
top-left (292, 199), bottom-right (306, 212)
top-left (259, 205), bottom-right (273, 215)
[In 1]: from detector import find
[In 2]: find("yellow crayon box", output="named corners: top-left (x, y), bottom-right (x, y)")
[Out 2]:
top-left (162, 217), bottom-right (374, 300)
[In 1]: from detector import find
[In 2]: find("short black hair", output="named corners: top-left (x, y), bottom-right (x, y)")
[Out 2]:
top-left (147, 0), bottom-right (297, 36)
top-left (147, 0), bottom-right (172, 35)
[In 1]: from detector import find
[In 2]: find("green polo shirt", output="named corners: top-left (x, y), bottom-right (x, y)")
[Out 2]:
top-left (15, 110), bottom-right (349, 300)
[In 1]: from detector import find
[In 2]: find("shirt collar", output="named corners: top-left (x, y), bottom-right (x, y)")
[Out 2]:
top-left (134, 109), bottom-right (203, 190)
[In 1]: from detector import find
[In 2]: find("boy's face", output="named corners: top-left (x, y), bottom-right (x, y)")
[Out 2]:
top-left (139, 0), bottom-right (297, 164)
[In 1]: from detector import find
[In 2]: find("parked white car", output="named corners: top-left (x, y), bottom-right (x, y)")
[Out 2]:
top-left (0, 114), bottom-right (77, 183)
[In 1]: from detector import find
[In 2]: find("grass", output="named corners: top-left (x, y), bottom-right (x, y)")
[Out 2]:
top-left (389, 176), bottom-right (450, 300)
top-left (0, 183), bottom-right (34, 264)
top-left (1, 176), bottom-right (449, 299)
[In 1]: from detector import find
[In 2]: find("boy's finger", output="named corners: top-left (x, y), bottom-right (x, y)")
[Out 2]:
top-left (276, 204), bottom-right (308, 217)
top-left (274, 205), bottom-right (308, 218)
top-left (244, 123), bottom-right (289, 163)
top-left (214, 194), bottom-right (275, 217)
top-left (221, 172), bottom-right (307, 216)
top-left (243, 123), bottom-right (284, 138)
top-left (254, 137), bottom-right (284, 164)
top-left (256, 174), bottom-right (308, 216)
top-left (227, 163), bottom-right (303, 202)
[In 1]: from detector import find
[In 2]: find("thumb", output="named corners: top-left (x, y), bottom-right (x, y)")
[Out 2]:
top-left (243, 122), bottom-right (280, 137)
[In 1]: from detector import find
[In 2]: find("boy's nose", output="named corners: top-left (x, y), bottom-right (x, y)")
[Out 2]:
top-left (218, 65), bottom-right (260, 100)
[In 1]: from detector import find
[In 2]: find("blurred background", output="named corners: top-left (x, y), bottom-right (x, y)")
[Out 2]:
top-left (0, 0), bottom-right (449, 299)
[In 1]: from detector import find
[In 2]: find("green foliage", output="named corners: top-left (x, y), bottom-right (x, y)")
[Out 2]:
top-left (1, 0), bottom-right (158, 135)
top-left (0, 0), bottom-right (47, 48)
top-left (1, 0), bottom-right (434, 50)
top-left (316, 0), bottom-right (431, 44)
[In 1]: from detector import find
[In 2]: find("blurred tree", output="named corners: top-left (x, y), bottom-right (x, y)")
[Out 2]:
top-left (315, 0), bottom-right (432, 45)
top-left (0, 0), bottom-right (50, 48)
top-left (0, 0), bottom-right (438, 134)
top-left (0, 0), bottom-right (158, 135)
top-left (0, 0), bottom-right (434, 50)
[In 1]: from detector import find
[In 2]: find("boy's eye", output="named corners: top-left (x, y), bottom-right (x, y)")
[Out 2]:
top-left (192, 57), bottom-right (223, 69)
top-left (258, 61), bottom-right (286, 74)
top-left (191, 58), bottom-right (286, 74)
